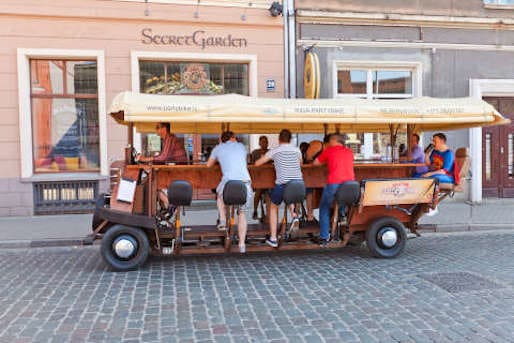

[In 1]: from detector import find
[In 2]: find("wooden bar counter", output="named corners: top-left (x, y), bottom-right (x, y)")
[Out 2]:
top-left (127, 162), bottom-right (422, 190)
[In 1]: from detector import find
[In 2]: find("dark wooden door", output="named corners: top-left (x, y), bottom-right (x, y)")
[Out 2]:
top-left (483, 97), bottom-right (514, 197)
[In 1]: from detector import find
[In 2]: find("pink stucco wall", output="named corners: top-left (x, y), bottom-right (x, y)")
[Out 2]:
top-left (0, 0), bottom-right (284, 216)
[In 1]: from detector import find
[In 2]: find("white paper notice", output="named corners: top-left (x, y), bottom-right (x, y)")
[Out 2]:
top-left (117, 178), bottom-right (137, 203)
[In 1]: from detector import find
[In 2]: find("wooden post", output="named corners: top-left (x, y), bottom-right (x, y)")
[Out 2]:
top-left (406, 124), bottom-right (414, 160)
top-left (125, 123), bottom-right (135, 165)
top-left (193, 134), bottom-right (202, 163)
top-left (128, 123), bottom-right (134, 148)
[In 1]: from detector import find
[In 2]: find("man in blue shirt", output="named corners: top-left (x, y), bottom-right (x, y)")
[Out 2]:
top-left (421, 132), bottom-right (455, 184)
top-left (207, 131), bottom-right (253, 253)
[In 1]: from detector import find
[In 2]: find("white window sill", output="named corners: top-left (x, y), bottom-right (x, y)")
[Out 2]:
top-left (484, 4), bottom-right (514, 9)
top-left (21, 173), bottom-right (109, 183)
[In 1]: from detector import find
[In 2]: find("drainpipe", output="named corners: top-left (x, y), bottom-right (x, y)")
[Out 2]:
top-left (287, 0), bottom-right (296, 98)
top-left (283, 0), bottom-right (289, 98)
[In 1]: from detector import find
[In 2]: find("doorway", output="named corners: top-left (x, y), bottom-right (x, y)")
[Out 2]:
top-left (482, 97), bottom-right (514, 197)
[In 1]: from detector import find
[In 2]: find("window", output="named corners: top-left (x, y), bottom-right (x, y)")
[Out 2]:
top-left (335, 65), bottom-right (418, 159)
top-left (139, 61), bottom-right (248, 96)
top-left (138, 61), bottom-right (249, 159)
top-left (484, 0), bottom-right (514, 8)
top-left (30, 60), bottom-right (100, 173)
top-left (484, 0), bottom-right (514, 4)
top-left (337, 69), bottom-right (413, 98)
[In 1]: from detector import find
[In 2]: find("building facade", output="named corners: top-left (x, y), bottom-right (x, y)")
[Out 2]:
top-left (3, 0), bottom-right (514, 216)
top-left (0, 0), bottom-right (283, 216)
top-left (294, 0), bottom-right (514, 202)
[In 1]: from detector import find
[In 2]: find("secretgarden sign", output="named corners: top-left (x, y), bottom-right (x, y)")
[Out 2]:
top-left (141, 28), bottom-right (248, 49)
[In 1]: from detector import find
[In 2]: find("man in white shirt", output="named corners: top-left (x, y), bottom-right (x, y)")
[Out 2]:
top-left (255, 129), bottom-right (303, 247)
top-left (207, 131), bottom-right (252, 253)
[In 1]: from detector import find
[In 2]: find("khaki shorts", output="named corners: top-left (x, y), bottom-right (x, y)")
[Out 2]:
top-left (217, 180), bottom-right (253, 213)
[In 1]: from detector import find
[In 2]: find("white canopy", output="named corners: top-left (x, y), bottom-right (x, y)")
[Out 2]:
top-left (109, 91), bottom-right (510, 134)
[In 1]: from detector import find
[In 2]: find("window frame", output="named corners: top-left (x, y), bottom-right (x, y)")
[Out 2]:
top-left (17, 49), bottom-right (107, 178)
top-left (138, 60), bottom-right (250, 96)
top-left (130, 51), bottom-right (258, 152)
top-left (483, 0), bottom-right (514, 9)
top-left (334, 61), bottom-right (421, 99)
top-left (30, 59), bottom-right (100, 174)
top-left (332, 60), bottom-right (422, 158)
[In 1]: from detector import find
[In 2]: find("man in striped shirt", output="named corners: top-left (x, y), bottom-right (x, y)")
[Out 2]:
top-left (255, 129), bottom-right (303, 247)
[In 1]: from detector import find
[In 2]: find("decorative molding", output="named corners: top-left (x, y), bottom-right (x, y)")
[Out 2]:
top-left (484, 4), bottom-right (514, 10)
top-left (109, 0), bottom-right (273, 9)
top-left (296, 9), bottom-right (514, 29)
top-left (298, 39), bottom-right (514, 52)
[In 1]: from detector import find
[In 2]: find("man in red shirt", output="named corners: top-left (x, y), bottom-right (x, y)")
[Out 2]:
top-left (313, 133), bottom-right (355, 245)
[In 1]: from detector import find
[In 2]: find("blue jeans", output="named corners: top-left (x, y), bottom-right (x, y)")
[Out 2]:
top-left (431, 174), bottom-right (454, 184)
top-left (319, 183), bottom-right (345, 240)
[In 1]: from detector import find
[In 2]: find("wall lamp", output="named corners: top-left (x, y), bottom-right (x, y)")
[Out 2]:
top-left (268, 1), bottom-right (283, 17)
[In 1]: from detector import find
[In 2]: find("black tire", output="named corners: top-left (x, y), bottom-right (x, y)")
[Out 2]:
top-left (366, 217), bottom-right (407, 258)
top-left (101, 224), bottom-right (150, 271)
top-left (92, 193), bottom-right (108, 230)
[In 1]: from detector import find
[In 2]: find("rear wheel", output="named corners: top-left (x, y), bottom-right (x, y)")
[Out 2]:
top-left (101, 224), bottom-right (149, 271)
top-left (366, 217), bottom-right (406, 258)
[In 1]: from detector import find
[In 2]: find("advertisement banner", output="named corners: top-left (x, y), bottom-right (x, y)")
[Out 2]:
top-left (362, 179), bottom-right (436, 206)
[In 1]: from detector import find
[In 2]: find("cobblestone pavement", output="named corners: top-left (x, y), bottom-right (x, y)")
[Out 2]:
top-left (0, 230), bottom-right (513, 343)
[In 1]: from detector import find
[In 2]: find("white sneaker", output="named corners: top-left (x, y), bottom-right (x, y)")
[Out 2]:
top-left (288, 217), bottom-right (300, 236)
top-left (217, 222), bottom-right (227, 231)
top-left (426, 206), bottom-right (439, 217)
top-left (239, 245), bottom-right (246, 253)
top-left (265, 239), bottom-right (278, 248)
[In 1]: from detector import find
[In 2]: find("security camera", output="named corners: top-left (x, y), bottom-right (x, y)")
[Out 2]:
top-left (268, 1), bottom-right (283, 17)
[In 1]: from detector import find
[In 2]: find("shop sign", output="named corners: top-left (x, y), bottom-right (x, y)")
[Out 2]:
top-left (141, 28), bottom-right (247, 49)
top-left (266, 79), bottom-right (276, 92)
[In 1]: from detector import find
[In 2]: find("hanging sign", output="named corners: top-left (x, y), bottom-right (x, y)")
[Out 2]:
top-left (303, 51), bottom-right (320, 99)
top-left (266, 79), bottom-right (276, 92)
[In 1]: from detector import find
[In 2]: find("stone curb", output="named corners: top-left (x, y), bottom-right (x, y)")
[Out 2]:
top-left (419, 223), bottom-right (514, 233)
top-left (0, 237), bottom-right (96, 249)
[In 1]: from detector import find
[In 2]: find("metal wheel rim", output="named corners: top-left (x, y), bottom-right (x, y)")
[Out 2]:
top-left (377, 227), bottom-right (398, 249)
top-left (112, 235), bottom-right (138, 259)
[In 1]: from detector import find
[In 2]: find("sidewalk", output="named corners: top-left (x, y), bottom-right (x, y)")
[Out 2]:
top-left (419, 197), bottom-right (514, 231)
top-left (0, 198), bottom-right (512, 248)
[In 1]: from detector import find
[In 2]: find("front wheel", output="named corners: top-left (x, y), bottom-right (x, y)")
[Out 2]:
top-left (366, 217), bottom-right (406, 258)
top-left (101, 224), bottom-right (149, 271)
